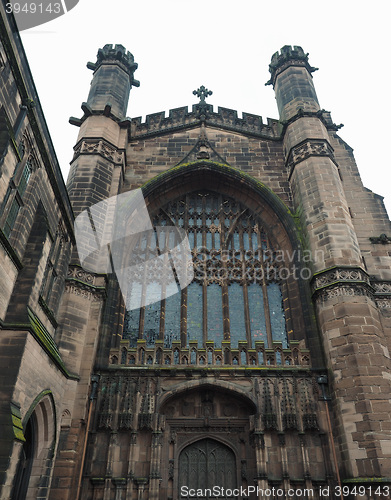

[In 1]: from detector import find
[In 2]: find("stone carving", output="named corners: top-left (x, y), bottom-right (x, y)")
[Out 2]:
top-left (73, 138), bottom-right (124, 165)
top-left (287, 139), bottom-right (335, 174)
top-left (312, 267), bottom-right (369, 291)
top-left (68, 266), bottom-right (95, 284)
top-left (110, 340), bottom-right (310, 368)
top-left (64, 282), bottom-right (102, 301)
top-left (377, 299), bottom-right (391, 309)
top-left (369, 234), bottom-right (391, 244)
top-left (372, 282), bottom-right (391, 294)
top-left (312, 267), bottom-right (374, 301)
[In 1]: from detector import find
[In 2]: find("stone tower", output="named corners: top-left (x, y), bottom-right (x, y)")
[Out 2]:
top-left (49, 44), bottom-right (140, 499)
top-left (269, 46), bottom-right (391, 479)
top-left (57, 44), bottom-right (391, 499)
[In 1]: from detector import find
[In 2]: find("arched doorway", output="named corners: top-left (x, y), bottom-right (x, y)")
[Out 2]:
top-left (179, 439), bottom-right (236, 499)
top-left (11, 393), bottom-right (56, 500)
top-left (11, 414), bottom-right (36, 500)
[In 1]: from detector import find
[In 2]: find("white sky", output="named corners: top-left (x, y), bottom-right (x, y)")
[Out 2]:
top-left (20, 0), bottom-right (391, 217)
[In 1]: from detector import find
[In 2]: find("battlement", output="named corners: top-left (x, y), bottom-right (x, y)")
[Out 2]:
top-left (87, 43), bottom-right (139, 79)
top-left (130, 104), bottom-right (280, 139)
top-left (266, 45), bottom-right (318, 86)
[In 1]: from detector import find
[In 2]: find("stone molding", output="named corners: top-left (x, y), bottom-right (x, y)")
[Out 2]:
top-left (72, 137), bottom-right (124, 165)
top-left (376, 299), bottom-right (391, 309)
top-left (312, 267), bottom-right (391, 308)
top-left (110, 339), bottom-right (311, 368)
top-left (372, 281), bottom-right (391, 295)
top-left (372, 281), bottom-right (391, 309)
top-left (311, 266), bottom-right (374, 301)
top-left (64, 266), bottom-right (106, 301)
top-left (286, 138), bottom-right (335, 178)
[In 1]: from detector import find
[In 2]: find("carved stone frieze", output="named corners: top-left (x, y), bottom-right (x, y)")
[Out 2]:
top-left (67, 266), bottom-right (95, 284)
top-left (372, 281), bottom-right (391, 295)
top-left (64, 282), bottom-right (104, 301)
top-left (311, 267), bottom-right (374, 302)
top-left (287, 138), bottom-right (335, 175)
top-left (376, 299), bottom-right (391, 309)
top-left (73, 138), bottom-right (124, 165)
top-left (312, 267), bottom-right (369, 291)
top-left (65, 266), bottom-right (106, 301)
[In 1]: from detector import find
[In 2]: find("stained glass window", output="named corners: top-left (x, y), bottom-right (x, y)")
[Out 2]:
top-left (122, 190), bottom-right (289, 353)
top-left (228, 283), bottom-right (246, 347)
top-left (187, 282), bottom-right (203, 346)
top-left (207, 283), bottom-right (224, 347)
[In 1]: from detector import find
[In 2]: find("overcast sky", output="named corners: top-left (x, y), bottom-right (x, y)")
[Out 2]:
top-left (20, 0), bottom-right (391, 217)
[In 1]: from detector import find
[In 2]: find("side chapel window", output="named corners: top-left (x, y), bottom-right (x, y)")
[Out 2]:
top-left (123, 191), bottom-right (288, 349)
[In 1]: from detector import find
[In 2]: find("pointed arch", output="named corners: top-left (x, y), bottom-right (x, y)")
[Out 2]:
top-left (12, 391), bottom-right (56, 500)
top-left (158, 379), bottom-right (257, 413)
top-left (142, 160), bottom-right (302, 254)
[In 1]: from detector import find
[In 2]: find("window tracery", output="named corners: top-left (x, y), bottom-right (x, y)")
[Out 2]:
top-left (123, 190), bottom-right (289, 349)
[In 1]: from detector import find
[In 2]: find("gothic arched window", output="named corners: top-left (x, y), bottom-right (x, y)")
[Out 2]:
top-left (123, 190), bottom-right (288, 349)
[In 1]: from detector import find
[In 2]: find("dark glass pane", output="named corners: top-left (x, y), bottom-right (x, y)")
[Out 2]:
top-left (3, 197), bottom-right (21, 237)
top-left (252, 232), bottom-right (258, 251)
top-left (206, 232), bottom-right (212, 250)
top-left (123, 308), bottom-right (140, 347)
top-left (215, 231), bottom-right (220, 250)
top-left (248, 283), bottom-right (267, 347)
top-left (207, 284), bottom-right (223, 347)
top-left (18, 161), bottom-right (32, 197)
top-left (243, 232), bottom-right (250, 251)
top-left (187, 282), bottom-right (203, 346)
top-left (188, 231), bottom-right (195, 248)
top-left (228, 283), bottom-right (246, 347)
top-left (267, 282), bottom-right (288, 347)
top-left (144, 292), bottom-right (161, 346)
top-left (164, 289), bottom-right (181, 347)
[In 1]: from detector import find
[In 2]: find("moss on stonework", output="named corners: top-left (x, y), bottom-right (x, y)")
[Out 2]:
top-left (343, 478), bottom-right (391, 484)
top-left (10, 402), bottom-right (25, 442)
top-left (27, 308), bottom-right (78, 380)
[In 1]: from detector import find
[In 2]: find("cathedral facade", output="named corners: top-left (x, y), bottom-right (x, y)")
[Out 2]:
top-left (1, 4), bottom-right (391, 500)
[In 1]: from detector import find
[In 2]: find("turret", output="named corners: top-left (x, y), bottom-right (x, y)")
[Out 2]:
top-left (51, 46), bottom-right (139, 500)
top-left (67, 44), bottom-right (139, 216)
top-left (269, 46), bottom-right (391, 480)
top-left (85, 43), bottom-right (139, 120)
top-left (269, 45), bottom-right (361, 270)
top-left (267, 45), bottom-right (319, 121)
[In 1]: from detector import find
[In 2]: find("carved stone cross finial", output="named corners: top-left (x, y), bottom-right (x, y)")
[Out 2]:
top-left (193, 85), bottom-right (213, 103)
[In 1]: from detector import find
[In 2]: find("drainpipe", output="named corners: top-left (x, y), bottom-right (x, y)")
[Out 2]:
top-left (317, 375), bottom-right (343, 499)
top-left (76, 374), bottom-right (100, 500)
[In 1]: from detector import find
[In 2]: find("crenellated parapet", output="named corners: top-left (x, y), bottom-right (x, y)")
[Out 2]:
top-left (130, 105), bottom-right (280, 139)
top-left (266, 45), bottom-right (318, 87)
top-left (87, 44), bottom-right (139, 84)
